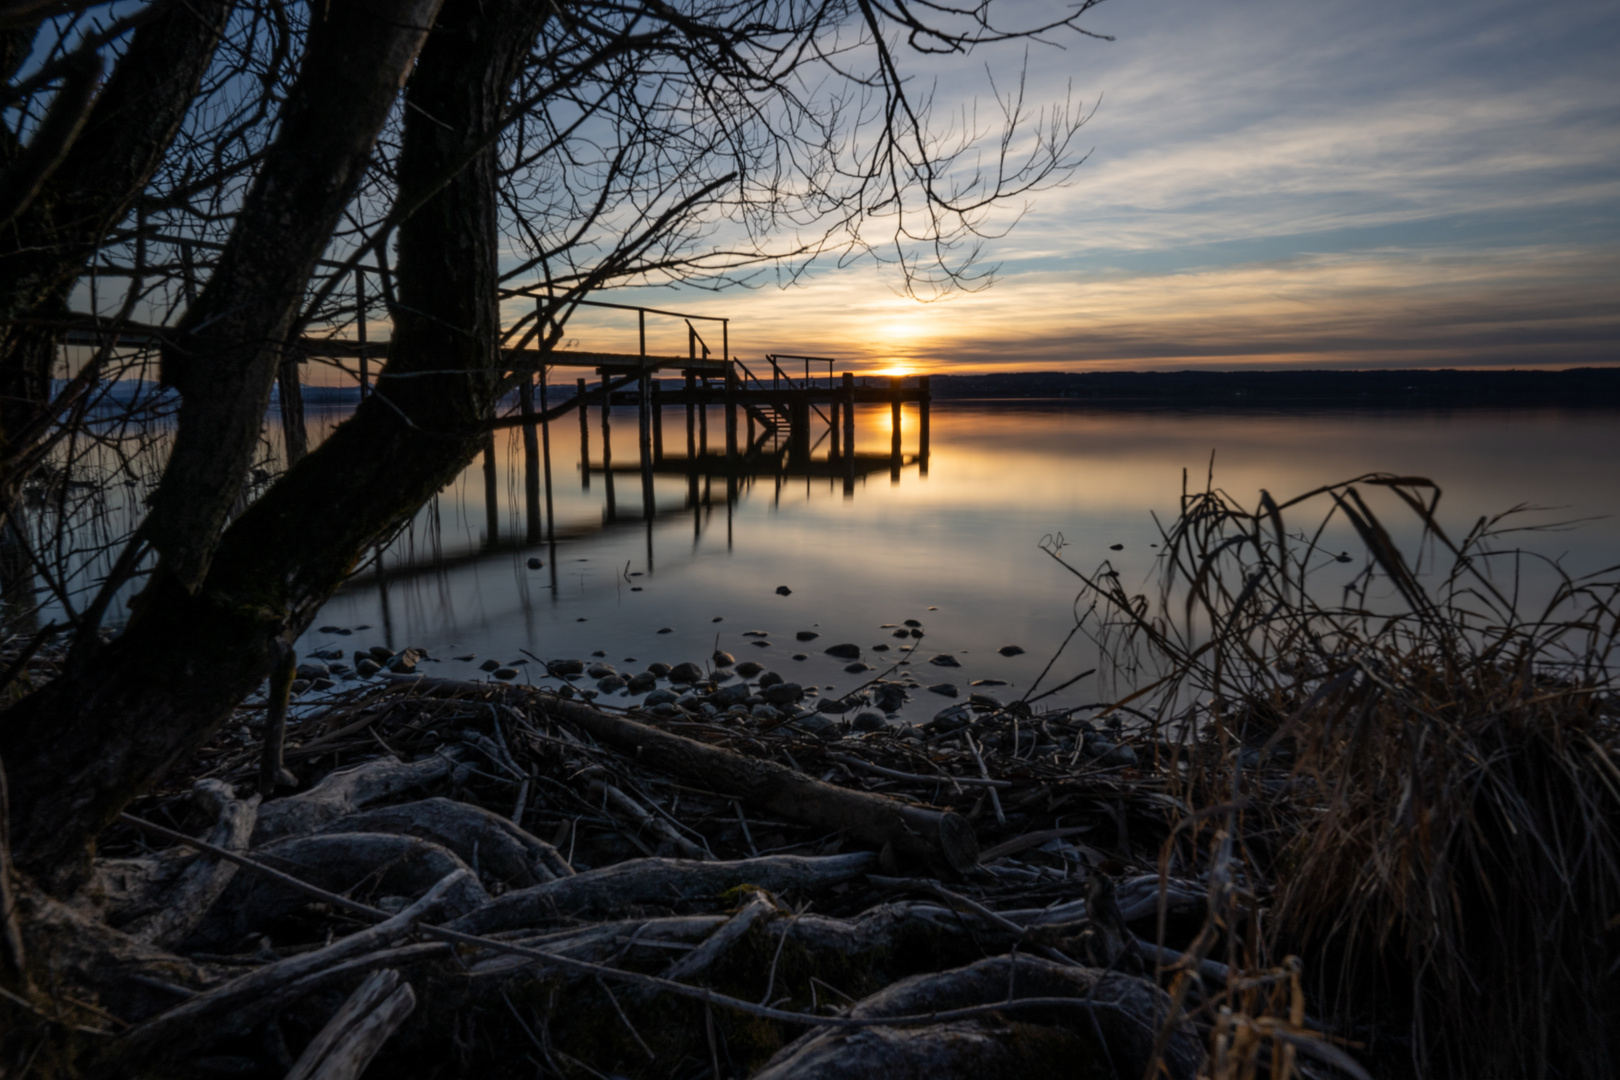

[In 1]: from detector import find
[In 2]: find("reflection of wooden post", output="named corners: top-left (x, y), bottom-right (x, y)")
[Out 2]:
top-left (355, 271), bottom-right (370, 400)
top-left (577, 377), bottom-right (590, 491)
top-left (483, 433), bottom-right (499, 543)
top-left (277, 355), bottom-right (308, 465)
top-left (889, 376), bottom-right (902, 482)
top-left (830, 398), bottom-right (841, 460)
top-left (601, 373), bottom-right (616, 521)
top-left (919, 375), bottom-right (931, 477)
top-left (698, 379), bottom-right (708, 455)
top-left (520, 377), bottom-right (542, 542)
top-left (842, 372), bottom-right (856, 496)
top-left (540, 370), bottom-right (555, 540)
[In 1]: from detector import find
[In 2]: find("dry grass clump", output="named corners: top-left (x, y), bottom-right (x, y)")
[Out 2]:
top-left (1044, 470), bottom-right (1620, 1079)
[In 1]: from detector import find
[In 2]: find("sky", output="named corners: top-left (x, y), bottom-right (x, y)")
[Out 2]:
top-left (552, 0), bottom-right (1620, 374)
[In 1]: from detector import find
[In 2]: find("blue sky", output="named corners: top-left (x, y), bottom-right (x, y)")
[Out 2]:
top-left (564, 0), bottom-right (1620, 372)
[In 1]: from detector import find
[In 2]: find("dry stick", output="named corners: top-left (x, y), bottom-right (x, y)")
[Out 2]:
top-left (964, 734), bottom-right (1006, 825)
top-left (120, 814), bottom-right (1143, 1033)
top-left (260, 641), bottom-right (297, 797)
top-left (827, 752), bottom-right (1011, 789)
top-left (0, 756), bottom-right (28, 992)
top-left (285, 968), bottom-right (408, 1080)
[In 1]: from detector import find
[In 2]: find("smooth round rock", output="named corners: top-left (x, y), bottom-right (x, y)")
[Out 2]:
top-left (928, 653), bottom-right (962, 667)
top-left (734, 660), bottom-right (764, 678)
top-left (927, 683), bottom-right (958, 697)
top-left (824, 643), bottom-right (861, 660)
top-left (757, 670), bottom-right (784, 689)
top-left (493, 667), bottom-right (519, 680)
top-left (844, 662), bottom-right (870, 674)
top-left (527, 557), bottom-right (543, 569)
top-left (587, 663), bottom-right (616, 678)
top-left (646, 662), bottom-right (672, 677)
top-left (998, 644), bottom-right (1026, 657)
top-left (851, 711), bottom-right (886, 732)
top-left (775, 585), bottom-right (792, 596)
top-left (762, 681), bottom-right (804, 705)
top-left (713, 650), bottom-right (736, 666)
top-left (643, 688), bottom-right (680, 707)
top-left (795, 630), bottom-right (819, 641)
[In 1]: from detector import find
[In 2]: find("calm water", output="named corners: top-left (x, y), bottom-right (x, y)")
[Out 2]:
top-left (296, 400), bottom-right (1620, 719)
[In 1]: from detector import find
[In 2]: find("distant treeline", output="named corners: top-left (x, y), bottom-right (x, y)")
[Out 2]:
top-left (925, 367), bottom-right (1620, 405)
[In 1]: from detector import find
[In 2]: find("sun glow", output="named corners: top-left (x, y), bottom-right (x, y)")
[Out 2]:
top-left (873, 365), bottom-right (914, 378)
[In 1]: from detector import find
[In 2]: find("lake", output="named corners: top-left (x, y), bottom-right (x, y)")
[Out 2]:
top-left (295, 399), bottom-right (1620, 720)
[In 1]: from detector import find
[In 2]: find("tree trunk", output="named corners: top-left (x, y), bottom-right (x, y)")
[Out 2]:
top-left (0, 0), bottom-right (543, 890)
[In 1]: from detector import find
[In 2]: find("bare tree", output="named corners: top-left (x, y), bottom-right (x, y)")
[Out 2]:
top-left (0, 0), bottom-right (1105, 889)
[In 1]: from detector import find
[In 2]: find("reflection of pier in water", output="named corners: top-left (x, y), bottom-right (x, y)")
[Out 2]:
top-left (315, 293), bottom-right (932, 610)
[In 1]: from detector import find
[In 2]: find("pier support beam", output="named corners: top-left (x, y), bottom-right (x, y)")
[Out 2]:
top-left (577, 377), bottom-right (590, 491)
top-left (520, 376), bottom-right (542, 542)
top-left (540, 372), bottom-right (555, 541)
top-left (482, 433), bottom-right (499, 544)
top-left (638, 371), bottom-right (655, 519)
top-left (600, 374), bottom-right (616, 521)
top-left (889, 375), bottom-right (902, 483)
top-left (919, 375), bottom-right (931, 477)
top-left (842, 372), bottom-right (856, 497)
top-left (652, 380), bottom-right (664, 463)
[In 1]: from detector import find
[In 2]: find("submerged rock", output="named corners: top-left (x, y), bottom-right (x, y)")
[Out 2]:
top-left (824, 643), bottom-right (862, 660)
top-left (998, 644), bottom-right (1026, 656)
top-left (870, 682), bottom-right (907, 712)
top-left (795, 630), bottom-right (819, 641)
top-left (549, 658), bottom-right (585, 676)
top-left (762, 682), bottom-right (804, 706)
top-left (713, 650), bottom-right (736, 666)
top-left (643, 688), bottom-right (679, 707)
top-left (669, 662), bottom-right (704, 684)
top-left (928, 653), bottom-right (961, 667)
top-left (927, 683), bottom-right (958, 697)
top-left (851, 711), bottom-right (886, 732)
top-left (734, 660), bottom-right (764, 678)
top-left (757, 670), bottom-right (784, 689)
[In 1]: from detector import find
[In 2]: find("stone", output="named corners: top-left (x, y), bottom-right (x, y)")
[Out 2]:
top-left (751, 640), bottom-right (770, 648)
top-left (1100, 743), bottom-right (1139, 768)
top-left (743, 630), bottom-right (769, 637)
top-left (844, 662), bottom-right (870, 674)
top-left (644, 688), bottom-right (680, 707)
top-left (592, 650), bottom-right (606, 657)
top-left (757, 670), bottom-right (784, 689)
top-left (328, 662), bottom-right (352, 675)
top-left (735, 660), bottom-right (764, 677)
top-left (587, 663), bottom-right (617, 678)
top-left (318, 625), bottom-right (342, 634)
top-left (311, 647), bottom-right (345, 660)
top-left (928, 653), bottom-right (961, 667)
top-left (851, 711), bottom-right (886, 732)
top-left (969, 692), bottom-right (1003, 710)
top-left (795, 630), bottom-right (819, 641)
top-left (762, 681), bottom-right (804, 705)
top-left (712, 669), bottom-right (735, 683)
top-left (493, 667), bottom-right (519, 680)
top-left (356, 658), bottom-right (382, 676)
top-left (549, 658), bottom-right (585, 676)
top-left (970, 678), bottom-right (1007, 687)
top-left (998, 644), bottom-right (1026, 657)
top-left (815, 696), bottom-right (852, 714)
top-left (904, 619), bottom-right (922, 628)
top-left (711, 682), bottom-right (751, 707)
top-left (597, 675), bottom-right (627, 693)
top-left (368, 646), bottom-right (395, 661)
top-left (793, 714), bottom-right (839, 739)
top-left (657, 627), bottom-right (675, 634)
top-left (750, 704), bottom-right (783, 722)
top-left (871, 682), bottom-right (907, 712)
top-left (527, 557), bottom-right (543, 569)
top-left (388, 647), bottom-right (426, 674)
top-left (892, 628), bottom-right (910, 638)
top-left (646, 662), bottom-right (672, 677)
top-left (792, 654), bottom-right (808, 661)
top-left (872, 644), bottom-right (889, 652)
top-left (650, 703), bottom-right (679, 717)
top-left (775, 585), bottom-right (792, 595)
top-left (909, 628), bottom-right (924, 638)
top-left (311, 678), bottom-right (335, 691)
top-left (289, 679), bottom-right (310, 694)
top-left (929, 704), bottom-right (971, 731)
top-left (626, 672), bottom-right (657, 694)
top-left (824, 643), bottom-right (861, 659)
top-left (669, 662), bottom-right (704, 684)
top-left (927, 683), bottom-right (958, 697)
top-left (479, 658), bottom-right (501, 672)
top-left (296, 661), bottom-right (330, 680)
top-left (713, 650), bottom-right (736, 666)
top-left (1109, 543), bottom-right (1124, 551)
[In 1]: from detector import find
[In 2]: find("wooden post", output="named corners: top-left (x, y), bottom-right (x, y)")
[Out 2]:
top-left (577, 377), bottom-right (590, 491)
top-left (746, 404), bottom-right (755, 450)
top-left (724, 367), bottom-right (738, 467)
top-left (830, 397), bottom-right (841, 460)
top-left (483, 433), bottom-right (499, 544)
top-left (520, 377), bottom-right (542, 542)
top-left (355, 271), bottom-right (369, 401)
top-left (652, 379), bottom-right (664, 463)
top-left (540, 370), bottom-right (555, 541)
top-left (842, 372), bottom-right (856, 496)
top-left (638, 371), bottom-right (655, 519)
top-left (889, 375), bottom-right (902, 482)
top-left (919, 375), bottom-right (931, 477)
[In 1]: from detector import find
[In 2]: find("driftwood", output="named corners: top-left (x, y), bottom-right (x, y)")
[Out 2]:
top-left (391, 677), bottom-right (979, 873)
top-left (284, 968), bottom-right (417, 1080)
top-left (756, 955), bottom-right (1203, 1080)
top-left (447, 851), bottom-right (875, 934)
top-left (124, 779), bottom-right (259, 949)
top-left (252, 751), bottom-right (461, 843)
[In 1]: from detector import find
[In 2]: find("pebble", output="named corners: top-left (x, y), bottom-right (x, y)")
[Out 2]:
top-left (891, 628), bottom-right (910, 639)
top-left (792, 654), bottom-right (808, 661)
top-left (761, 682), bottom-right (804, 705)
top-left (872, 644), bottom-right (889, 652)
top-left (815, 697), bottom-right (852, 714)
top-left (793, 714), bottom-right (839, 739)
top-left (909, 628), bottom-right (924, 639)
top-left (318, 625), bottom-right (342, 634)
top-left (998, 645), bottom-right (1026, 656)
top-left (549, 658), bottom-right (584, 676)
top-left (1109, 543), bottom-right (1124, 551)
top-left (657, 627), bottom-right (674, 634)
top-left (712, 616), bottom-right (724, 622)
top-left (597, 675), bottom-right (627, 693)
top-left (646, 662), bottom-right (672, 677)
top-left (493, 667), bottom-right (519, 680)
top-left (626, 673), bottom-right (656, 694)
top-left (311, 677), bottom-right (335, 691)
top-left (713, 650), bottom-right (736, 666)
top-left (644, 688), bottom-right (680, 707)
top-left (356, 658), bottom-right (382, 676)
top-left (757, 670), bottom-right (783, 688)
top-left (775, 585), bottom-right (792, 595)
top-left (795, 630), bottom-right (819, 641)
top-left (743, 630), bottom-right (769, 637)
top-left (751, 704), bottom-right (783, 721)
top-left (928, 654), bottom-right (961, 667)
top-left (824, 643), bottom-right (861, 659)
top-left (368, 646), bottom-right (395, 661)
top-left (970, 678), bottom-right (1007, 687)
top-left (751, 640), bottom-right (770, 648)
top-left (734, 661), bottom-right (764, 677)
top-left (296, 661), bottom-right (330, 680)
top-left (527, 557), bottom-right (543, 569)
top-left (927, 683), bottom-right (958, 697)
top-left (851, 711), bottom-right (886, 732)
top-left (587, 663), bottom-right (616, 678)
top-left (844, 662), bottom-right (870, 673)
top-left (930, 704), bottom-right (971, 731)
top-left (871, 683), bottom-right (907, 712)
top-left (904, 619), bottom-right (922, 628)
top-left (289, 679), bottom-right (311, 695)
top-left (388, 647), bottom-right (426, 674)
top-left (969, 692), bottom-right (1003, 709)
top-left (669, 662), bottom-right (704, 683)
